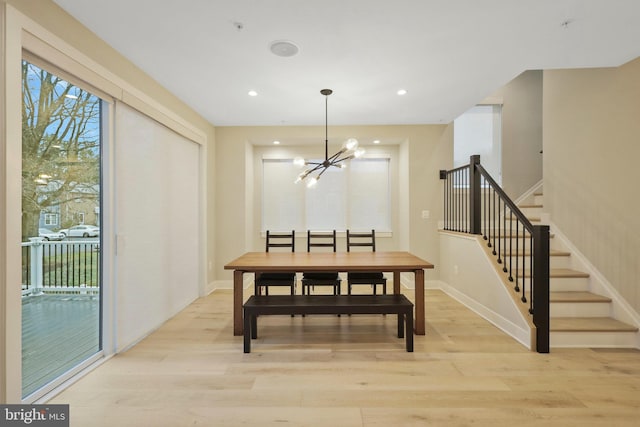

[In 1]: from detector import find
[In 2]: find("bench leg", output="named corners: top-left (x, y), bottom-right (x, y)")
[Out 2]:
top-left (251, 314), bottom-right (258, 339)
top-left (397, 313), bottom-right (404, 338)
top-left (406, 310), bottom-right (414, 352)
top-left (244, 311), bottom-right (252, 353)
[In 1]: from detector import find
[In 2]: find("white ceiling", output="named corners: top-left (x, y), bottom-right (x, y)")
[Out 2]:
top-left (53, 0), bottom-right (640, 127)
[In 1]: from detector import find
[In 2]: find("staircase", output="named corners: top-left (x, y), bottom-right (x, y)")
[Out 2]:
top-left (519, 190), bottom-right (638, 348)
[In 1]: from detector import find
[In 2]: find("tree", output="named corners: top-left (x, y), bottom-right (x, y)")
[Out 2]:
top-left (22, 61), bottom-right (101, 240)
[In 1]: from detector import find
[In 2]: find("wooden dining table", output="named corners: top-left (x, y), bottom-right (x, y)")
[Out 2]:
top-left (224, 251), bottom-right (434, 336)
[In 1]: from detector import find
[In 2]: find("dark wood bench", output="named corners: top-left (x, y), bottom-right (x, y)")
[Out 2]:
top-left (243, 294), bottom-right (414, 353)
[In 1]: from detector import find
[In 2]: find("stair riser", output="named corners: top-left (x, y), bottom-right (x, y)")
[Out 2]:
top-left (550, 331), bottom-right (639, 348)
top-left (550, 257), bottom-right (571, 269)
top-left (550, 277), bottom-right (590, 292)
top-left (550, 302), bottom-right (611, 317)
top-left (534, 195), bottom-right (544, 205)
top-left (499, 255), bottom-right (570, 269)
top-left (514, 277), bottom-right (589, 291)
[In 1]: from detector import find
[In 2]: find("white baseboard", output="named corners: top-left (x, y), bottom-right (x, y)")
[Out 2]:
top-left (514, 179), bottom-right (544, 205)
top-left (209, 277), bottom-right (253, 292)
top-left (439, 280), bottom-right (532, 350)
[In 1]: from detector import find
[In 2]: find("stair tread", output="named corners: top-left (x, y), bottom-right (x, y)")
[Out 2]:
top-left (534, 192), bottom-right (543, 196)
top-left (508, 216), bottom-right (541, 222)
top-left (486, 232), bottom-right (555, 238)
top-left (523, 268), bottom-right (589, 278)
top-left (519, 204), bottom-right (543, 208)
top-left (502, 249), bottom-right (570, 257)
top-left (551, 317), bottom-right (638, 332)
top-left (550, 291), bottom-right (611, 303)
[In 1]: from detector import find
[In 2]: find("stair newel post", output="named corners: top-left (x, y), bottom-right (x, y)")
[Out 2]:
top-left (532, 224), bottom-right (550, 353)
top-left (469, 155), bottom-right (481, 235)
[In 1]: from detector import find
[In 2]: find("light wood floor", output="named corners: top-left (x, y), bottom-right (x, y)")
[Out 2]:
top-left (50, 289), bottom-right (640, 426)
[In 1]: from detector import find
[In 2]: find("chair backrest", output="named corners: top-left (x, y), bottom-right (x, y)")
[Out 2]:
top-left (266, 230), bottom-right (295, 252)
top-left (346, 229), bottom-right (376, 252)
top-left (307, 230), bottom-right (337, 252)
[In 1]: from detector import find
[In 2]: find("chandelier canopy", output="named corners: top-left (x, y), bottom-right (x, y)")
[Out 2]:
top-left (294, 89), bottom-right (364, 187)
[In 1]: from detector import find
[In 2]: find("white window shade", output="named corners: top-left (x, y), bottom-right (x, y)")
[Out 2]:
top-left (349, 159), bottom-right (390, 231)
top-left (305, 163), bottom-right (347, 230)
top-left (262, 159), bottom-right (304, 231)
top-left (262, 157), bottom-right (390, 232)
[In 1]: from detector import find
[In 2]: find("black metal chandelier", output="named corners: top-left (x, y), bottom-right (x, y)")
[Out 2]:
top-left (294, 89), bottom-right (364, 187)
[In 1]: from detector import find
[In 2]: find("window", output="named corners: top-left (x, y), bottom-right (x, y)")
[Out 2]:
top-left (262, 158), bottom-right (390, 232)
top-left (44, 213), bottom-right (58, 226)
top-left (21, 59), bottom-right (102, 399)
top-left (78, 212), bottom-right (85, 224)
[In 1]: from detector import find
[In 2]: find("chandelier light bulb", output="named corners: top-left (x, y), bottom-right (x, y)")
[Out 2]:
top-left (354, 148), bottom-right (366, 158)
top-left (293, 157), bottom-right (306, 167)
top-left (344, 138), bottom-right (359, 151)
top-left (306, 176), bottom-right (318, 188)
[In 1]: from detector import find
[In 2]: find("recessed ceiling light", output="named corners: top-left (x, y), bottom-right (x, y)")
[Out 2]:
top-left (248, 90), bottom-right (258, 97)
top-left (373, 140), bottom-right (381, 144)
top-left (269, 40), bottom-right (300, 57)
top-left (273, 140), bottom-right (280, 145)
top-left (397, 89), bottom-right (407, 96)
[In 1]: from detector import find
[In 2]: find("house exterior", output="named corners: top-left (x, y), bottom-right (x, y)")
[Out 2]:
top-left (37, 182), bottom-right (100, 231)
top-left (1, 0), bottom-right (639, 405)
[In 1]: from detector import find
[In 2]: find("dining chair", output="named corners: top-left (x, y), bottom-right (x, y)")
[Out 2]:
top-left (301, 230), bottom-right (341, 295)
top-left (254, 230), bottom-right (297, 296)
top-left (346, 229), bottom-right (387, 295)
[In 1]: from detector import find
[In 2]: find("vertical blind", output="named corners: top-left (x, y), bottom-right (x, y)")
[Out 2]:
top-left (115, 102), bottom-right (200, 351)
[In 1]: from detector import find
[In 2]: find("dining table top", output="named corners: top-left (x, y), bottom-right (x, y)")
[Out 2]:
top-left (224, 251), bottom-right (434, 272)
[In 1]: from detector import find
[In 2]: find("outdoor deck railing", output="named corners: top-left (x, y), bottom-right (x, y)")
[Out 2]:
top-left (21, 238), bottom-right (100, 296)
top-left (441, 155), bottom-right (550, 353)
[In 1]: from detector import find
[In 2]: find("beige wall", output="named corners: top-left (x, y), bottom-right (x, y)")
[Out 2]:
top-left (543, 57), bottom-right (640, 312)
top-left (500, 70), bottom-right (543, 198)
top-left (214, 125), bottom-right (451, 282)
top-left (1, 0), bottom-right (217, 401)
top-left (5, 0), bottom-right (218, 283)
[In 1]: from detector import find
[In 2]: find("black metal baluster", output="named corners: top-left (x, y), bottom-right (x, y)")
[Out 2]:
top-left (507, 210), bottom-right (513, 276)
top-left (84, 243), bottom-right (88, 285)
top-left (497, 197), bottom-right (502, 263)
top-left (65, 244), bottom-right (69, 287)
top-left (515, 223), bottom-right (520, 292)
top-left (463, 168), bottom-right (467, 232)
top-left (487, 182), bottom-right (493, 248)
top-left (72, 243), bottom-right (76, 287)
top-left (491, 187), bottom-right (497, 255)
top-left (483, 177), bottom-right (488, 240)
top-left (452, 172), bottom-right (456, 231)
top-left (443, 174), bottom-right (447, 230)
top-left (528, 236), bottom-right (534, 310)
top-left (458, 170), bottom-right (461, 231)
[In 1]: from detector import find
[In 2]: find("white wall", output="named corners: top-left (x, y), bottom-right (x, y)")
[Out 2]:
top-left (439, 231), bottom-right (532, 348)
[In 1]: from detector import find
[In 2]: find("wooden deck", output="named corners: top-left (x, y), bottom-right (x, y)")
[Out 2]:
top-left (22, 294), bottom-right (100, 397)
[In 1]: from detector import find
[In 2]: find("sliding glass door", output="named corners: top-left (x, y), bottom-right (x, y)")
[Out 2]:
top-left (21, 60), bottom-right (102, 399)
